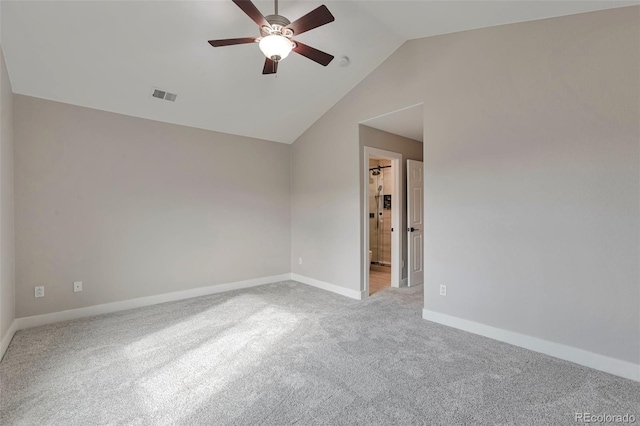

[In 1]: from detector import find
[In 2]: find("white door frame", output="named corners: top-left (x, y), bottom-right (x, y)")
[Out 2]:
top-left (363, 146), bottom-right (402, 297)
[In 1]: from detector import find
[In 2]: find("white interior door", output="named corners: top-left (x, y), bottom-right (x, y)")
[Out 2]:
top-left (407, 160), bottom-right (424, 287)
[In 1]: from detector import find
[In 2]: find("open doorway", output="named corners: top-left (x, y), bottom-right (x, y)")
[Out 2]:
top-left (360, 104), bottom-right (424, 298)
top-left (363, 147), bottom-right (402, 296)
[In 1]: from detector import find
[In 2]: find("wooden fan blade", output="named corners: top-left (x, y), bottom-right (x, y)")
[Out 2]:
top-left (262, 58), bottom-right (278, 74)
top-left (232, 0), bottom-right (271, 29)
top-left (208, 37), bottom-right (257, 47)
top-left (285, 5), bottom-right (334, 36)
top-left (292, 41), bottom-right (334, 66)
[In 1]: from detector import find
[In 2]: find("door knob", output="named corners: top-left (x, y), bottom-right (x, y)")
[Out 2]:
top-left (409, 227), bottom-right (419, 232)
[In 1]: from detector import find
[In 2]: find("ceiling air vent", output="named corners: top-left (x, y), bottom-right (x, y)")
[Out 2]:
top-left (151, 88), bottom-right (177, 102)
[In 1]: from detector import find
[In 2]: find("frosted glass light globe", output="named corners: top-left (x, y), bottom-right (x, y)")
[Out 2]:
top-left (259, 35), bottom-right (293, 61)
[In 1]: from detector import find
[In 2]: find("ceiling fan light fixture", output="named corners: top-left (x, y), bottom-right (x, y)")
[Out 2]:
top-left (259, 34), bottom-right (293, 62)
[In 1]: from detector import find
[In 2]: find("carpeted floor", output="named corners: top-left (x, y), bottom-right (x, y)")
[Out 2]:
top-left (1, 281), bottom-right (638, 425)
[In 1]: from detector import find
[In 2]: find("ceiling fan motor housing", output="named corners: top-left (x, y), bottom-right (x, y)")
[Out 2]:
top-left (261, 16), bottom-right (294, 37)
top-left (265, 14), bottom-right (291, 28)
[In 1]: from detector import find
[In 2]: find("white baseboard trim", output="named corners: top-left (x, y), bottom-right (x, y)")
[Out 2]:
top-left (0, 319), bottom-right (18, 362)
top-left (291, 273), bottom-right (364, 300)
top-left (15, 274), bottom-right (292, 331)
top-left (422, 309), bottom-right (639, 382)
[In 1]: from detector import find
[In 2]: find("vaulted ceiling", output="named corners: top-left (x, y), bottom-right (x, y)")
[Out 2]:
top-left (2, 1), bottom-right (635, 143)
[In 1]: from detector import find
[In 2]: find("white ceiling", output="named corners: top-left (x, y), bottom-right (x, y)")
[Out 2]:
top-left (362, 104), bottom-right (424, 142)
top-left (2, 1), bottom-right (637, 144)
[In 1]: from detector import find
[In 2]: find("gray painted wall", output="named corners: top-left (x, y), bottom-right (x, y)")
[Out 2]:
top-left (0, 46), bottom-right (15, 341)
top-left (360, 125), bottom-right (423, 280)
top-left (14, 95), bottom-right (291, 318)
top-left (291, 7), bottom-right (639, 364)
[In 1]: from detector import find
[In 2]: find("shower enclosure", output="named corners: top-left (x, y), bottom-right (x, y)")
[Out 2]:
top-left (369, 160), bottom-right (392, 266)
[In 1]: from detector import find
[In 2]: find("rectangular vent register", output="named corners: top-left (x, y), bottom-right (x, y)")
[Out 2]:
top-left (151, 88), bottom-right (177, 102)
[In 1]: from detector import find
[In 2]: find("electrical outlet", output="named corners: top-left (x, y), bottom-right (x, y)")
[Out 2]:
top-left (74, 281), bottom-right (83, 292)
top-left (298, 257), bottom-right (303, 265)
top-left (35, 286), bottom-right (44, 298)
top-left (439, 285), bottom-right (447, 296)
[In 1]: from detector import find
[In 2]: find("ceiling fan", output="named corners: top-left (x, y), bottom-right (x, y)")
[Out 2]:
top-left (208, 0), bottom-right (335, 75)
